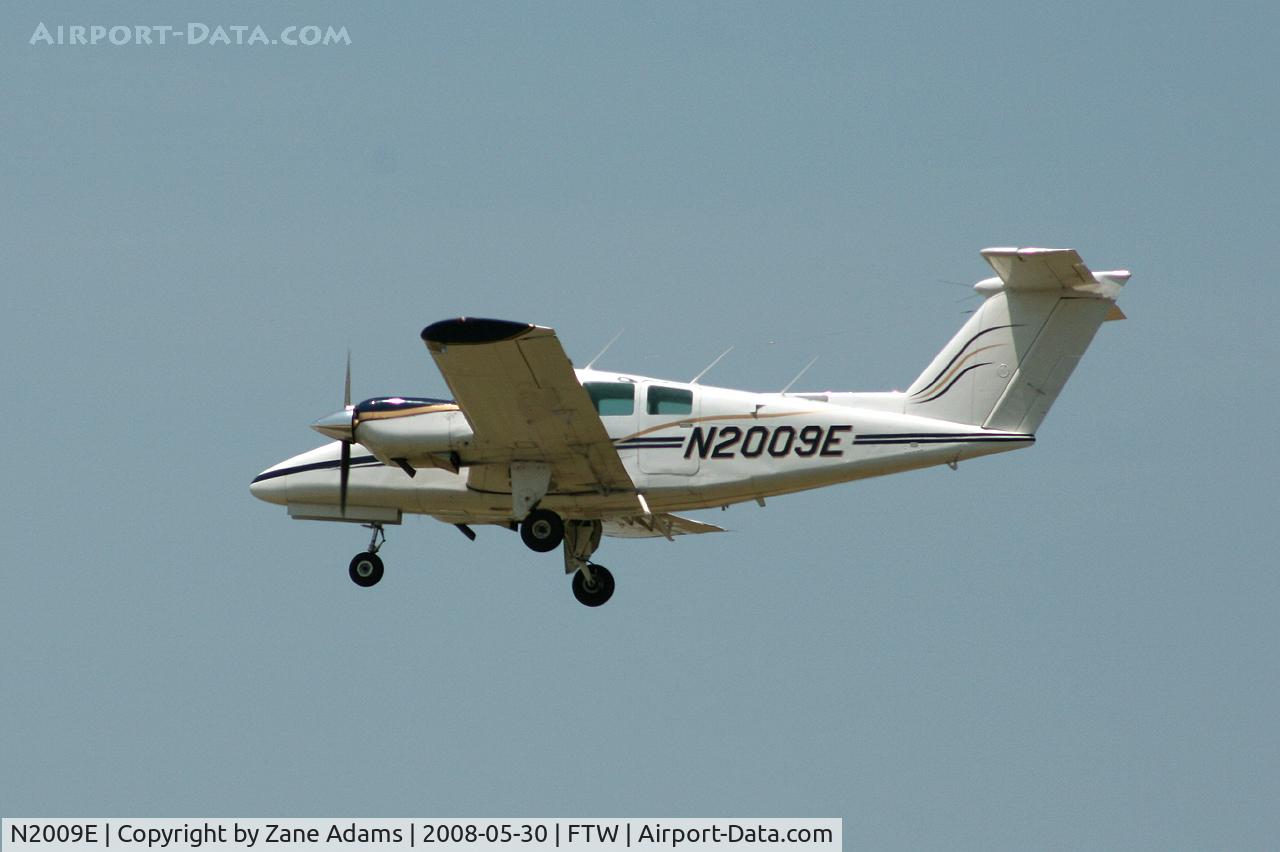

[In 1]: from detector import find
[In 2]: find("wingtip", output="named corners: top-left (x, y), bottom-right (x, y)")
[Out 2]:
top-left (421, 317), bottom-right (536, 346)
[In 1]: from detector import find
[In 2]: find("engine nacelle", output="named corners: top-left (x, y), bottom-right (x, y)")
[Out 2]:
top-left (351, 397), bottom-right (474, 470)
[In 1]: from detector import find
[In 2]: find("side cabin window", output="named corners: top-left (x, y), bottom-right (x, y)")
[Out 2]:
top-left (585, 382), bottom-right (634, 416)
top-left (647, 385), bottom-right (693, 415)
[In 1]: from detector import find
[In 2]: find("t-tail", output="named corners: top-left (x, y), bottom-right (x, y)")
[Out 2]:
top-left (905, 247), bottom-right (1129, 434)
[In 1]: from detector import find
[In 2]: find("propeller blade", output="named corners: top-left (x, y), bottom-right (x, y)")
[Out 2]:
top-left (344, 350), bottom-right (352, 409)
top-left (339, 439), bottom-right (351, 516)
top-left (339, 352), bottom-right (355, 516)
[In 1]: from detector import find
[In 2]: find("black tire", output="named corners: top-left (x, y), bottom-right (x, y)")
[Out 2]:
top-left (520, 508), bottom-right (564, 553)
top-left (572, 563), bottom-right (615, 607)
top-left (348, 552), bottom-right (384, 587)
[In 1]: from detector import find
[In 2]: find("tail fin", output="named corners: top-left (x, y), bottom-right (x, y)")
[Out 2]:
top-left (905, 247), bottom-right (1128, 433)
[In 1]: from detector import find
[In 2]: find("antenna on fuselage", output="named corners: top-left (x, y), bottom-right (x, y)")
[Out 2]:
top-left (780, 355), bottom-right (821, 394)
top-left (690, 346), bottom-right (733, 384)
top-left (584, 328), bottom-right (625, 370)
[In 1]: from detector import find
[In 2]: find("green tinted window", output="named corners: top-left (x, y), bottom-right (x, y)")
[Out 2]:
top-left (647, 385), bottom-right (693, 415)
top-left (585, 382), bottom-right (634, 416)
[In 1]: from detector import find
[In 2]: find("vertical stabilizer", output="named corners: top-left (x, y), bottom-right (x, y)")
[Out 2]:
top-left (905, 248), bottom-right (1127, 433)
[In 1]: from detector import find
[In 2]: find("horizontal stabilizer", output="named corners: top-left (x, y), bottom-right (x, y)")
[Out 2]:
top-left (981, 247), bottom-right (1131, 300)
top-left (981, 247), bottom-right (1095, 292)
top-left (603, 513), bottom-right (726, 539)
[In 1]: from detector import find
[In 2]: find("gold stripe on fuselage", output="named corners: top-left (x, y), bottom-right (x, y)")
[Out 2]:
top-left (356, 403), bottom-right (460, 421)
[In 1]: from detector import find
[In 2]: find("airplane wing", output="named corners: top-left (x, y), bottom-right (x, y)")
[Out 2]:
top-left (602, 513), bottom-right (727, 539)
top-left (421, 318), bottom-right (634, 495)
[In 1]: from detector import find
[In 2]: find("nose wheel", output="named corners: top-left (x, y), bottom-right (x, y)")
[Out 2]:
top-left (349, 552), bottom-right (384, 587)
top-left (572, 563), bottom-right (614, 607)
top-left (348, 523), bottom-right (387, 588)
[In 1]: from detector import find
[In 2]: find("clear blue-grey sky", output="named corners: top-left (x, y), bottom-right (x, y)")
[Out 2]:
top-left (3, 2), bottom-right (1277, 848)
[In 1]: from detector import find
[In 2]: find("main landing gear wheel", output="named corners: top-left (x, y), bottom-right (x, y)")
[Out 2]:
top-left (572, 563), bottom-right (615, 607)
top-left (348, 552), bottom-right (384, 587)
top-left (520, 508), bottom-right (564, 553)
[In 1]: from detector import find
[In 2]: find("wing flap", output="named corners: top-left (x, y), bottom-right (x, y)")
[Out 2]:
top-left (602, 513), bottom-right (727, 539)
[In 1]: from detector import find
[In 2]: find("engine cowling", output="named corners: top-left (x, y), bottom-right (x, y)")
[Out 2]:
top-left (349, 397), bottom-right (475, 469)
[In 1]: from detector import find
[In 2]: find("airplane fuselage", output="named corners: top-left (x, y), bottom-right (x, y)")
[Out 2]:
top-left (251, 368), bottom-right (1033, 526)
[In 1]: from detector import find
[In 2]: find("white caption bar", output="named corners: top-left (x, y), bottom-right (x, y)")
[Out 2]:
top-left (3, 819), bottom-right (840, 851)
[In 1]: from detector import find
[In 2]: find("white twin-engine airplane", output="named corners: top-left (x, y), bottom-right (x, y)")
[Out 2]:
top-left (251, 247), bottom-right (1129, 606)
